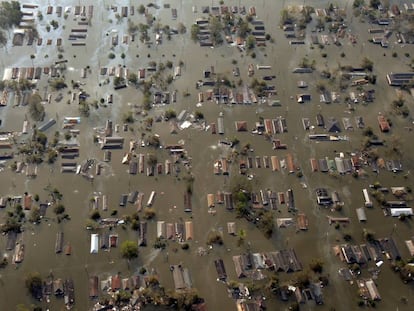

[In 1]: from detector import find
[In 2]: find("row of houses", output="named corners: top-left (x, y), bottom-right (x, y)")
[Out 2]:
top-left (208, 188), bottom-right (296, 211)
top-left (276, 213), bottom-right (309, 230)
top-left (302, 115), bottom-right (366, 132)
top-left (310, 154), bottom-right (403, 174)
top-left (12, 32), bottom-right (63, 47)
top-left (335, 238), bottom-right (401, 265)
top-left (213, 153), bottom-right (297, 176)
top-left (128, 158), bottom-right (174, 177)
top-left (207, 188), bottom-right (280, 210)
top-left (0, 193), bottom-right (43, 209)
top-left (196, 85), bottom-right (272, 105)
top-left (33, 4), bottom-right (94, 18)
top-left (2, 66), bottom-right (65, 81)
top-left (244, 154), bottom-right (296, 174)
top-left (42, 276), bottom-right (75, 307)
top-left (198, 5), bottom-right (251, 16)
top-left (310, 33), bottom-right (342, 46)
top-left (310, 156), bottom-right (360, 174)
top-left (232, 249), bottom-right (302, 278)
top-left (357, 279), bottom-right (381, 301)
top-left (262, 117), bottom-right (288, 134)
top-left (195, 6), bottom-right (258, 46)
top-left (315, 188), bottom-right (343, 206)
top-left (171, 265), bottom-right (192, 291)
top-left (156, 221), bottom-right (193, 242)
top-left (94, 273), bottom-right (142, 298)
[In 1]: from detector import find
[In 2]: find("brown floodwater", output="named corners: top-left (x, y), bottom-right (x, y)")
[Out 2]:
top-left (1, 0), bottom-right (414, 310)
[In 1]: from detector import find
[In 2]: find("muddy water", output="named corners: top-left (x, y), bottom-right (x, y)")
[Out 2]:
top-left (1, 0), bottom-right (414, 310)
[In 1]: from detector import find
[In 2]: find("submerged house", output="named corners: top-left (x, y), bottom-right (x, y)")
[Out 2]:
top-left (327, 118), bottom-right (341, 133)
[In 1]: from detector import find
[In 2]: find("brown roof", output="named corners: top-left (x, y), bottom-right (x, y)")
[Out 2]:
top-left (377, 115), bottom-right (390, 132)
top-left (24, 194), bottom-right (32, 210)
top-left (111, 274), bottom-right (121, 291)
top-left (235, 121), bottom-right (248, 132)
top-left (297, 213), bottom-right (309, 230)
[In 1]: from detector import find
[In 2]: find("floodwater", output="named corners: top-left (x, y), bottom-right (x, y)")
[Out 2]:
top-left (1, 0), bottom-right (414, 310)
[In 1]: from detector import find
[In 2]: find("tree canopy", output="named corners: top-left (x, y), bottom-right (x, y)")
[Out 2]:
top-left (25, 272), bottom-right (42, 299)
top-left (120, 240), bottom-right (138, 259)
top-left (0, 1), bottom-right (22, 29)
top-left (28, 94), bottom-right (45, 121)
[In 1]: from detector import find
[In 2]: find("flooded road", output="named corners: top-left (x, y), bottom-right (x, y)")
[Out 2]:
top-left (0, 0), bottom-right (414, 310)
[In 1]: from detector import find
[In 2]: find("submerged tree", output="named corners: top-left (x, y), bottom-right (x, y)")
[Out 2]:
top-left (237, 229), bottom-right (247, 247)
top-left (28, 94), bottom-right (45, 121)
top-left (120, 240), bottom-right (139, 260)
top-left (0, 1), bottom-right (23, 28)
top-left (25, 272), bottom-right (43, 300)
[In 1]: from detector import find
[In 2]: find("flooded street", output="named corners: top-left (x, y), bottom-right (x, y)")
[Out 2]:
top-left (1, 0), bottom-right (414, 310)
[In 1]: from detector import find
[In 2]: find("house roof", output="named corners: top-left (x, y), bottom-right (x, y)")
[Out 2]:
top-left (235, 121), bottom-right (248, 132)
top-left (327, 118), bottom-right (341, 133)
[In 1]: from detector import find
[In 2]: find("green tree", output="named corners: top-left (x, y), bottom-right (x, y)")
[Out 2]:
top-left (353, 0), bottom-right (365, 8)
top-left (370, 0), bottom-right (381, 9)
top-left (246, 35), bottom-right (256, 50)
top-left (361, 57), bottom-right (373, 72)
top-left (207, 231), bottom-right (223, 245)
top-left (164, 109), bottom-right (176, 119)
top-left (190, 24), bottom-right (200, 42)
top-left (28, 94), bottom-right (45, 121)
top-left (0, 1), bottom-right (23, 28)
top-left (138, 4), bottom-right (145, 15)
top-left (147, 135), bottom-right (160, 147)
top-left (143, 207), bottom-right (156, 220)
top-left (25, 272), bottom-right (42, 299)
top-left (54, 204), bottom-right (65, 215)
top-left (50, 20), bottom-right (58, 29)
top-left (128, 72), bottom-right (138, 85)
top-left (363, 228), bottom-right (375, 241)
top-left (177, 22), bottom-right (186, 34)
top-left (49, 78), bottom-right (67, 90)
top-left (78, 100), bottom-right (90, 117)
top-left (29, 206), bottom-right (41, 223)
top-left (120, 240), bottom-right (138, 259)
top-left (209, 16), bottom-right (223, 45)
top-left (90, 210), bottom-right (101, 221)
top-left (280, 9), bottom-right (293, 26)
top-left (195, 110), bottom-right (204, 120)
top-left (237, 18), bottom-right (250, 38)
top-left (0, 30), bottom-right (6, 46)
top-left (237, 229), bottom-right (246, 247)
top-left (122, 111), bottom-right (134, 123)
top-left (121, 52), bottom-right (126, 66)
top-left (310, 258), bottom-right (324, 273)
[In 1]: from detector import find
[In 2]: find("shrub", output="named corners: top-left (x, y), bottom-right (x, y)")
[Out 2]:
top-left (207, 231), bottom-right (223, 245)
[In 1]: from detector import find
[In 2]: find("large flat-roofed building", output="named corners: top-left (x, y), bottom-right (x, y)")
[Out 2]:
top-left (386, 72), bottom-right (414, 86)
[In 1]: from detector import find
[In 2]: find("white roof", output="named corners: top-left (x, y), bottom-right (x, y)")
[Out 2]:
top-left (90, 234), bottom-right (99, 253)
top-left (390, 208), bottom-right (413, 216)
